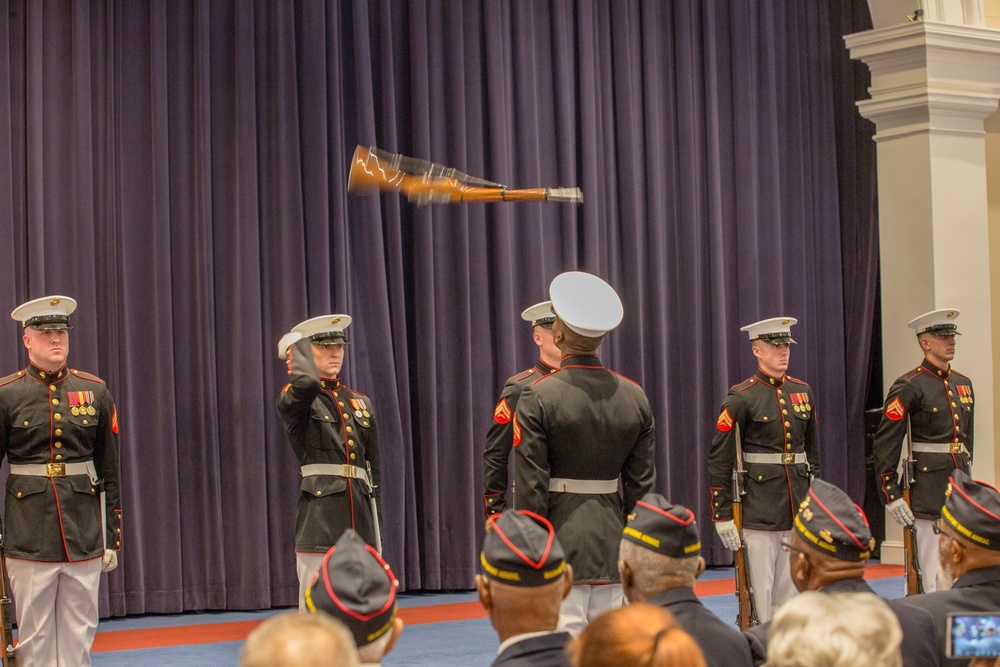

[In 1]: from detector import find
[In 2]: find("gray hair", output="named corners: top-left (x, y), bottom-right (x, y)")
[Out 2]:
top-left (619, 539), bottom-right (700, 597)
top-left (764, 592), bottom-right (902, 667)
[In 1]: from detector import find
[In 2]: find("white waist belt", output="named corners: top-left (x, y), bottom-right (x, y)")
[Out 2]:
top-left (742, 452), bottom-right (808, 465)
top-left (912, 442), bottom-right (969, 456)
top-left (301, 464), bottom-right (371, 489)
top-left (10, 461), bottom-right (97, 480)
top-left (548, 478), bottom-right (618, 494)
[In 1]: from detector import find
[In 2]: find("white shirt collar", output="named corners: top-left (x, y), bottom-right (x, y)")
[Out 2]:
top-left (497, 630), bottom-right (562, 656)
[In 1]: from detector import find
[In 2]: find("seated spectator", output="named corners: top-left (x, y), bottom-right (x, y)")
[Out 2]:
top-left (567, 602), bottom-right (707, 667)
top-left (619, 493), bottom-right (752, 667)
top-left (900, 470), bottom-right (1000, 667)
top-left (240, 610), bottom-right (359, 667)
top-left (764, 591), bottom-right (901, 667)
top-left (305, 529), bottom-right (403, 666)
top-left (477, 509), bottom-right (574, 666)
top-left (745, 478), bottom-right (939, 667)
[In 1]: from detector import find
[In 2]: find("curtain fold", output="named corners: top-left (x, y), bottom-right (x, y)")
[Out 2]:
top-left (0, 0), bottom-right (876, 614)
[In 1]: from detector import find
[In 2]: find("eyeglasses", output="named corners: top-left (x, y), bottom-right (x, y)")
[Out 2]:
top-left (931, 522), bottom-right (943, 535)
top-left (780, 540), bottom-right (810, 557)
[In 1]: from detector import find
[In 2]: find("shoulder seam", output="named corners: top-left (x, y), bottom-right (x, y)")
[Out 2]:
top-left (609, 369), bottom-right (641, 388)
top-left (530, 369), bottom-right (562, 387)
top-left (70, 369), bottom-right (105, 384)
top-left (510, 369), bottom-right (537, 382)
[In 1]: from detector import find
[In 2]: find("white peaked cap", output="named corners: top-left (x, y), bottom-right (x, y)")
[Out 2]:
top-left (549, 272), bottom-right (623, 338)
top-left (292, 314), bottom-right (353, 343)
top-left (11, 295), bottom-right (78, 329)
top-left (277, 331), bottom-right (303, 360)
top-left (521, 301), bottom-right (555, 326)
top-left (740, 316), bottom-right (798, 344)
top-left (907, 308), bottom-right (960, 335)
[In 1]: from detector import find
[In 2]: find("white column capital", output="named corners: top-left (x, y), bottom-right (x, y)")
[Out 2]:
top-left (846, 21), bottom-right (1000, 139)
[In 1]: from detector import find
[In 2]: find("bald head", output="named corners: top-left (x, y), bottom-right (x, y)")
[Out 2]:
top-left (241, 611), bottom-right (359, 667)
top-left (788, 532), bottom-right (867, 592)
top-left (476, 566), bottom-right (573, 643)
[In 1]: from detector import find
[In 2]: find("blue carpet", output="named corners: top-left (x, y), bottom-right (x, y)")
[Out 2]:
top-left (89, 567), bottom-right (907, 666)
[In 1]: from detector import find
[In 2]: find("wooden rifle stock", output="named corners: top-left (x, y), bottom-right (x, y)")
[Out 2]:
top-left (348, 145), bottom-right (583, 205)
top-left (0, 533), bottom-right (16, 666)
top-left (901, 460), bottom-right (923, 596)
top-left (732, 466), bottom-right (759, 630)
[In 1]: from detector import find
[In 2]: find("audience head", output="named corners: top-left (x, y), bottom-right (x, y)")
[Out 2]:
top-left (304, 529), bottom-right (403, 664)
top-left (789, 479), bottom-right (873, 591)
top-left (619, 494), bottom-right (704, 602)
top-left (568, 603), bottom-right (706, 667)
top-left (937, 470), bottom-right (1000, 586)
top-left (476, 510), bottom-right (572, 641)
top-left (764, 591), bottom-right (901, 667)
top-left (240, 610), bottom-right (359, 667)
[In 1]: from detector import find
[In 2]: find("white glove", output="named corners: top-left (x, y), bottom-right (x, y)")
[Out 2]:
top-left (887, 498), bottom-right (915, 527)
top-left (101, 549), bottom-right (118, 573)
top-left (715, 520), bottom-right (741, 551)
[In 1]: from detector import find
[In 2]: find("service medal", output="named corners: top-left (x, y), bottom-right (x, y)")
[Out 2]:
top-left (88, 406), bottom-right (96, 416)
top-left (71, 406), bottom-right (80, 416)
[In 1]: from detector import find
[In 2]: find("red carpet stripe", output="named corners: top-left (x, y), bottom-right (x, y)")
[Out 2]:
top-left (91, 564), bottom-right (906, 652)
top-left (91, 603), bottom-right (490, 652)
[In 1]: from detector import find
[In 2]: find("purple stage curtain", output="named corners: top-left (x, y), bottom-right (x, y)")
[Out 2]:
top-left (0, 0), bottom-right (877, 614)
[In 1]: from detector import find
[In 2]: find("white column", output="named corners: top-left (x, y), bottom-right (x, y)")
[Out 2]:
top-left (846, 19), bottom-right (1000, 564)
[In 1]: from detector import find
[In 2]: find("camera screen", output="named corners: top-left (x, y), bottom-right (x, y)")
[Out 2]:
top-left (948, 614), bottom-right (1000, 658)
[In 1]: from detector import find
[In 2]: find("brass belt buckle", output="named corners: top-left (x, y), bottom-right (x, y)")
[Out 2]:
top-left (46, 462), bottom-right (66, 477)
top-left (950, 442), bottom-right (962, 455)
top-left (343, 464), bottom-right (358, 479)
top-left (782, 453), bottom-right (796, 465)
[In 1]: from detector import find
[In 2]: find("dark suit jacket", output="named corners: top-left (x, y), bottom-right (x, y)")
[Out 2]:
top-left (491, 631), bottom-right (571, 667)
top-left (745, 578), bottom-right (941, 667)
top-left (901, 565), bottom-right (1000, 667)
top-left (649, 587), bottom-right (752, 667)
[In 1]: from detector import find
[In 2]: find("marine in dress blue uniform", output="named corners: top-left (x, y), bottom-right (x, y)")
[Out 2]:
top-left (0, 296), bottom-right (122, 667)
top-left (900, 470), bottom-right (1000, 667)
top-left (275, 315), bottom-right (381, 610)
top-left (619, 494), bottom-right (753, 667)
top-left (514, 272), bottom-right (656, 633)
top-left (708, 317), bottom-right (820, 622)
top-left (873, 309), bottom-right (974, 593)
top-left (483, 301), bottom-right (559, 517)
top-left (477, 510), bottom-right (573, 667)
top-left (743, 478), bottom-right (940, 667)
